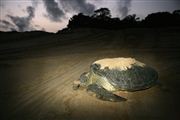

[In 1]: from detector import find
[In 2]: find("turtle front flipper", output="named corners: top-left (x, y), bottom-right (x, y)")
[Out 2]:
top-left (87, 84), bottom-right (126, 102)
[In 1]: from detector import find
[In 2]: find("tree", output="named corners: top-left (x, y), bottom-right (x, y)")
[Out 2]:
top-left (92, 8), bottom-right (111, 19)
top-left (173, 10), bottom-right (180, 15)
top-left (123, 14), bottom-right (139, 22)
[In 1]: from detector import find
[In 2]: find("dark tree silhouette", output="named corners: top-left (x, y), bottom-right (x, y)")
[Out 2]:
top-left (121, 14), bottom-right (140, 27)
top-left (173, 10), bottom-right (180, 15)
top-left (144, 11), bottom-right (180, 27)
top-left (59, 8), bottom-right (180, 32)
top-left (123, 14), bottom-right (139, 22)
top-left (92, 8), bottom-right (111, 19)
top-left (67, 13), bottom-right (92, 28)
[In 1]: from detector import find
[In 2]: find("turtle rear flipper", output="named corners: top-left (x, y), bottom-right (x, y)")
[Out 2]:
top-left (87, 84), bottom-right (126, 102)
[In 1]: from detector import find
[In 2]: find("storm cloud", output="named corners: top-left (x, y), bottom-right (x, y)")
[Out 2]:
top-left (42, 0), bottom-right (64, 22)
top-left (118, 0), bottom-right (132, 18)
top-left (7, 6), bottom-right (35, 32)
top-left (59, 0), bottom-right (95, 15)
top-left (0, 20), bottom-right (16, 31)
top-left (42, 0), bottom-right (95, 22)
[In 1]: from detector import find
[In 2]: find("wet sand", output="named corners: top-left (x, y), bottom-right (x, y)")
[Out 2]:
top-left (0, 28), bottom-right (180, 120)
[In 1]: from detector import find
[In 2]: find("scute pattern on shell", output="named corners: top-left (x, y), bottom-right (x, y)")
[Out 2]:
top-left (90, 63), bottom-right (158, 91)
top-left (80, 58), bottom-right (158, 91)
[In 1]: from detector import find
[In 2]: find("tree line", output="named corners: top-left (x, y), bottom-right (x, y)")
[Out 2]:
top-left (63, 8), bottom-right (180, 31)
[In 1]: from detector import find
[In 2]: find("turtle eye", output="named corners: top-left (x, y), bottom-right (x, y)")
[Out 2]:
top-left (91, 63), bottom-right (101, 71)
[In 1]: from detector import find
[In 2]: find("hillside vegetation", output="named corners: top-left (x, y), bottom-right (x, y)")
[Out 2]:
top-left (59, 8), bottom-right (180, 32)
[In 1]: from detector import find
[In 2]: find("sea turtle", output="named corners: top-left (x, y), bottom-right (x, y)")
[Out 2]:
top-left (73, 57), bottom-right (158, 102)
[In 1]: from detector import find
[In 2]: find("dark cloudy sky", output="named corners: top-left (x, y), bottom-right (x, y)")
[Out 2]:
top-left (0, 0), bottom-right (180, 32)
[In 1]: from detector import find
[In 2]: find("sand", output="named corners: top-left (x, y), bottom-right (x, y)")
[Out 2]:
top-left (0, 28), bottom-right (180, 120)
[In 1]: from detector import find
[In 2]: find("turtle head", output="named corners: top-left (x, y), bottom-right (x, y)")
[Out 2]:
top-left (73, 72), bottom-right (89, 90)
top-left (79, 72), bottom-right (89, 86)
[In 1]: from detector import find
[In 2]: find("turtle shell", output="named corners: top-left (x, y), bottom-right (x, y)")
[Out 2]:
top-left (80, 58), bottom-right (158, 92)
